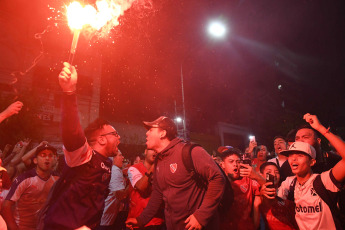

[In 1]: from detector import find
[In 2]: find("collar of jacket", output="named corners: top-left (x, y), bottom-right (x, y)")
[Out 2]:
top-left (157, 137), bottom-right (184, 160)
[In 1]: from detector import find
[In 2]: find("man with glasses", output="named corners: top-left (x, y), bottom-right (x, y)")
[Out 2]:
top-left (2, 144), bottom-right (59, 230)
top-left (40, 62), bottom-right (121, 229)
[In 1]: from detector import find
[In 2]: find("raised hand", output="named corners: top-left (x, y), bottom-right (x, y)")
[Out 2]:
top-left (58, 62), bottom-right (77, 93)
top-left (2, 101), bottom-right (23, 118)
top-left (303, 113), bottom-right (325, 133)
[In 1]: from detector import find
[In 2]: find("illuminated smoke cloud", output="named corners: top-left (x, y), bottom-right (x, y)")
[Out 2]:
top-left (67, 0), bottom-right (143, 38)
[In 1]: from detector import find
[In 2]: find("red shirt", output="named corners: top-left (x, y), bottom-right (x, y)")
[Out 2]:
top-left (260, 198), bottom-right (298, 230)
top-left (127, 163), bottom-right (164, 227)
top-left (221, 177), bottom-right (260, 230)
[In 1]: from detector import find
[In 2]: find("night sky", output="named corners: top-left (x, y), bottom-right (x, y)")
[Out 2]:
top-left (1, 0), bottom-right (345, 145)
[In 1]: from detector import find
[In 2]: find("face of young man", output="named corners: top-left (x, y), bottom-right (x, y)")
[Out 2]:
top-left (274, 138), bottom-right (287, 154)
top-left (146, 127), bottom-right (165, 152)
top-left (144, 149), bottom-right (157, 165)
top-left (134, 156), bottom-right (141, 165)
top-left (35, 149), bottom-right (57, 173)
top-left (257, 146), bottom-right (268, 161)
top-left (221, 154), bottom-right (241, 180)
top-left (288, 152), bottom-right (315, 177)
top-left (114, 151), bottom-right (124, 168)
top-left (262, 165), bottom-right (280, 187)
top-left (101, 125), bottom-right (121, 157)
top-left (295, 128), bottom-right (320, 150)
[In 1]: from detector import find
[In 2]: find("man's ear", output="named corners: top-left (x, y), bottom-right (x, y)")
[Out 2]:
top-left (317, 137), bottom-right (321, 146)
top-left (160, 130), bottom-right (167, 139)
top-left (98, 136), bottom-right (107, 145)
top-left (33, 157), bottom-right (38, 165)
top-left (310, 158), bottom-right (316, 167)
top-left (220, 161), bottom-right (225, 170)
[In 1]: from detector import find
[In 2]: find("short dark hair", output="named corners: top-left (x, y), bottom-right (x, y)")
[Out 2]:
top-left (260, 162), bottom-right (279, 174)
top-left (296, 124), bottom-right (320, 139)
top-left (273, 135), bottom-right (286, 142)
top-left (84, 118), bottom-right (111, 142)
top-left (220, 147), bottom-right (241, 161)
top-left (286, 129), bottom-right (297, 143)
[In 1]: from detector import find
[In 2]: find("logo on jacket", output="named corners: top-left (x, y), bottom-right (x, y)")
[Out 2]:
top-left (240, 184), bottom-right (248, 193)
top-left (170, 163), bottom-right (177, 173)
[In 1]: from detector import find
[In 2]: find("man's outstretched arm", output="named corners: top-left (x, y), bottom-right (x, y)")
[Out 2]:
top-left (58, 62), bottom-right (92, 168)
top-left (303, 113), bottom-right (345, 182)
top-left (0, 101), bottom-right (23, 123)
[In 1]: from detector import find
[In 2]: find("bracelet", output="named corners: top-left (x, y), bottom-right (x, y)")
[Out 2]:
top-left (323, 127), bottom-right (330, 136)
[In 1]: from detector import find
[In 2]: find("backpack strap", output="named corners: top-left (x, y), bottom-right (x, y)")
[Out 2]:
top-left (313, 174), bottom-right (344, 230)
top-left (181, 142), bottom-right (200, 173)
top-left (287, 177), bottom-right (297, 201)
top-left (181, 142), bottom-right (208, 188)
top-left (276, 158), bottom-right (280, 168)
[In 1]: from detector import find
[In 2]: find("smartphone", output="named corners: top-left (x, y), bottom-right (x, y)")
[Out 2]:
top-left (241, 159), bottom-right (251, 165)
top-left (266, 174), bottom-right (275, 188)
top-left (249, 135), bottom-right (256, 142)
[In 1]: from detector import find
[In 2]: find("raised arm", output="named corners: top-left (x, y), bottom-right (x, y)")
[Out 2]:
top-left (0, 101), bottom-right (23, 124)
top-left (58, 62), bottom-right (85, 152)
top-left (10, 139), bottom-right (31, 166)
top-left (21, 141), bottom-right (48, 165)
top-left (303, 113), bottom-right (345, 182)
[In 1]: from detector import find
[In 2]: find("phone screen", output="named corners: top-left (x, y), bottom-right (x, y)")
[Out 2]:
top-left (266, 174), bottom-right (275, 188)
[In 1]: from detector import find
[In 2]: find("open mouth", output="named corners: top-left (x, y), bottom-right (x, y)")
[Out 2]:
top-left (291, 163), bottom-right (299, 170)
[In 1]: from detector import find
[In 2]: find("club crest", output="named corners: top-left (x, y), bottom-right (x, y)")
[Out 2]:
top-left (240, 184), bottom-right (248, 193)
top-left (170, 163), bottom-right (177, 173)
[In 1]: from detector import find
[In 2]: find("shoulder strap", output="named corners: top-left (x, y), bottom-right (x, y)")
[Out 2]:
top-left (287, 177), bottom-right (297, 201)
top-left (276, 158), bottom-right (280, 168)
top-left (313, 174), bottom-right (344, 230)
top-left (181, 142), bottom-right (200, 173)
top-left (181, 142), bottom-right (209, 189)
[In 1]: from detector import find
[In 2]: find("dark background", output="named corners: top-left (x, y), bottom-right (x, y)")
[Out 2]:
top-left (1, 0), bottom-right (344, 148)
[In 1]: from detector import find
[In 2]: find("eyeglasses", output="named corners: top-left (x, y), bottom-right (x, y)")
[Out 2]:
top-left (100, 131), bottom-right (119, 138)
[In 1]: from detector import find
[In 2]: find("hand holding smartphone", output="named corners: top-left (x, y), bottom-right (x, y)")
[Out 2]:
top-left (266, 174), bottom-right (275, 188)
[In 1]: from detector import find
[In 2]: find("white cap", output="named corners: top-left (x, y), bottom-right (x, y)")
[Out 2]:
top-left (280, 142), bottom-right (316, 159)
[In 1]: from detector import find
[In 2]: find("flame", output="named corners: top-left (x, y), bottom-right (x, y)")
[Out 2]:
top-left (66, 0), bottom-right (123, 31)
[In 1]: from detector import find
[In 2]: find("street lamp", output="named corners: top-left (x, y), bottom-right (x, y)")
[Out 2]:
top-left (207, 20), bottom-right (227, 39)
top-left (175, 117), bottom-right (183, 123)
top-left (180, 20), bottom-right (228, 140)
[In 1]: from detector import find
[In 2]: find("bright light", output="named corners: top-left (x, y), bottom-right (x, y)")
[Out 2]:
top-left (175, 117), bottom-right (183, 123)
top-left (248, 135), bottom-right (255, 142)
top-left (66, 0), bottom-right (121, 31)
top-left (208, 21), bottom-right (227, 38)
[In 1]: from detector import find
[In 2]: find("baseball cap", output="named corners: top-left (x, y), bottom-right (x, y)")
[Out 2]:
top-left (280, 142), bottom-right (316, 159)
top-left (217, 145), bottom-right (233, 153)
top-left (143, 116), bottom-right (177, 138)
top-left (35, 144), bottom-right (57, 156)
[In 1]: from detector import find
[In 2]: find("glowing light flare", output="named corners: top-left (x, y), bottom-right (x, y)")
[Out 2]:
top-left (67, 2), bottom-right (85, 30)
top-left (66, 0), bottom-right (122, 31)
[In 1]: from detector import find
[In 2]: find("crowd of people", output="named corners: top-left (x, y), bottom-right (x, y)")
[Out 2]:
top-left (0, 62), bottom-right (344, 230)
